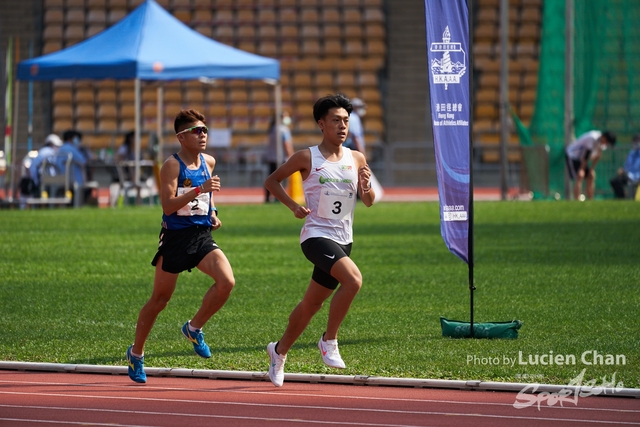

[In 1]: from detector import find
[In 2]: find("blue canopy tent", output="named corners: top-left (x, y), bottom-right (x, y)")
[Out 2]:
top-left (16, 0), bottom-right (281, 187)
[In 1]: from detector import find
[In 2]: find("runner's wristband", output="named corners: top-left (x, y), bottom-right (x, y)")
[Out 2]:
top-left (194, 186), bottom-right (201, 196)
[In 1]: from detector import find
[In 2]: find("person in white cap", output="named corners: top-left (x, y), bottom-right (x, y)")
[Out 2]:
top-left (28, 133), bottom-right (63, 192)
top-left (343, 97), bottom-right (367, 155)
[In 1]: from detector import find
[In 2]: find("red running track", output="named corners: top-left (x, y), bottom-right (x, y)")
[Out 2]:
top-left (1, 370), bottom-right (639, 427)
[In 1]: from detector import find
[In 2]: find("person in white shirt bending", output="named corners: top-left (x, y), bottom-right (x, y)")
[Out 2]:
top-left (565, 130), bottom-right (616, 200)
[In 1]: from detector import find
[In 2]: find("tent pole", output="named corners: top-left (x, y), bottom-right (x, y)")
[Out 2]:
top-left (157, 84), bottom-right (163, 163)
top-left (134, 78), bottom-right (141, 204)
top-left (274, 81), bottom-right (282, 165)
top-left (11, 38), bottom-right (20, 203)
top-left (27, 40), bottom-right (33, 153)
top-left (3, 37), bottom-right (13, 202)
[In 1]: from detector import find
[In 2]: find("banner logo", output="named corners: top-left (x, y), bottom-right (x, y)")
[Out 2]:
top-left (429, 26), bottom-right (466, 90)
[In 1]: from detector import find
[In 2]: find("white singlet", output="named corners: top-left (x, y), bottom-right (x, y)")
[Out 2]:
top-left (566, 130), bottom-right (602, 160)
top-left (300, 146), bottom-right (358, 245)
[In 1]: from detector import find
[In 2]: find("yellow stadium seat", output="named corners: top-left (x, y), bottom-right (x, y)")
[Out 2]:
top-left (278, 8), bottom-right (298, 24)
top-left (280, 40), bottom-right (300, 57)
top-left (342, 8), bottom-right (362, 24)
top-left (258, 40), bottom-right (278, 57)
top-left (336, 71), bottom-right (356, 88)
top-left (64, 25), bottom-right (85, 44)
top-left (65, 8), bottom-right (85, 24)
top-left (323, 23), bottom-right (341, 39)
top-left (359, 87), bottom-right (381, 103)
top-left (301, 39), bottom-right (321, 56)
top-left (357, 71), bottom-right (377, 88)
top-left (323, 39), bottom-right (343, 57)
top-left (279, 24), bottom-right (298, 38)
top-left (251, 87), bottom-right (272, 103)
top-left (315, 71), bottom-right (334, 88)
top-left (108, 9), bottom-right (128, 25)
top-left (53, 104), bottom-right (74, 121)
top-left (257, 9), bottom-right (276, 24)
top-left (237, 24), bottom-right (256, 40)
top-left (300, 8), bottom-right (319, 24)
top-left (301, 24), bottom-right (320, 39)
top-left (229, 87), bottom-right (250, 103)
top-left (192, 9), bottom-right (214, 25)
top-left (97, 103), bottom-right (118, 120)
top-left (76, 118), bottom-right (96, 132)
top-left (344, 40), bottom-right (363, 56)
top-left (259, 25), bottom-right (278, 40)
top-left (74, 103), bottom-right (96, 120)
top-left (53, 88), bottom-right (73, 103)
top-left (194, 25), bottom-right (213, 38)
top-left (365, 39), bottom-right (386, 57)
top-left (520, 6), bottom-right (542, 24)
top-left (44, 9), bottom-right (64, 25)
top-left (320, 8), bottom-right (340, 23)
top-left (363, 7), bottom-right (385, 24)
top-left (364, 22), bottom-right (385, 39)
top-left (43, 41), bottom-right (63, 54)
top-left (97, 118), bottom-right (118, 132)
top-left (193, 0), bottom-right (213, 8)
top-left (54, 118), bottom-right (74, 133)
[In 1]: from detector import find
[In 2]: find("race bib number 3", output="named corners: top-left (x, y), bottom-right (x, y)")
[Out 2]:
top-left (176, 187), bottom-right (210, 216)
top-left (317, 189), bottom-right (355, 220)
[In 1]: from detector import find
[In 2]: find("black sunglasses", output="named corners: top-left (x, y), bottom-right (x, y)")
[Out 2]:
top-left (176, 125), bottom-right (208, 136)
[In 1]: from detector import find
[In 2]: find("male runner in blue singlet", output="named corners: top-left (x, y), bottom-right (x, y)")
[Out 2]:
top-left (126, 109), bottom-right (235, 383)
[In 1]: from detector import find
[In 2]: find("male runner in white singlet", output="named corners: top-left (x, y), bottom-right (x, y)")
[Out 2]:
top-left (264, 94), bottom-right (376, 387)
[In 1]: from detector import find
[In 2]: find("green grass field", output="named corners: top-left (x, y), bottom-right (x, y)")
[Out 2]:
top-left (0, 200), bottom-right (638, 388)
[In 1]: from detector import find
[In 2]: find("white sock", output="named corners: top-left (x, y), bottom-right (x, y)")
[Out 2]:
top-left (188, 321), bottom-right (199, 332)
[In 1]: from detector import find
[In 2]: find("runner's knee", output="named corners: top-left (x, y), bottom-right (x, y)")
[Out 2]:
top-left (215, 276), bottom-right (235, 295)
top-left (340, 273), bottom-right (362, 294)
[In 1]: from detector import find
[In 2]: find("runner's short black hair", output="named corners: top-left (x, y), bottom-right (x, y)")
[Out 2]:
top-left (313, 93), bottom-right (353, 122)
top-left (602, 130), bottom-right (617, 146)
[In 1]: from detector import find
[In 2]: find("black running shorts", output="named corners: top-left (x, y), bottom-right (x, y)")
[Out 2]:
top-left (300, 237), bottom-right (352, 290)
top-left (566, 150), bottom-right (592, 180)
top-left (151, 226), bottom-right (219, 274)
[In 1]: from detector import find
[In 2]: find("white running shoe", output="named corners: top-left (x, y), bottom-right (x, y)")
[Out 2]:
top-left (318, 336), bottom-right (346, 369)
top-left (267, 342), bottom-right (286, 387)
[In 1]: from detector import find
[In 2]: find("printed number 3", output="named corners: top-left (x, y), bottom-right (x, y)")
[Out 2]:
top-left (332, 201), bottom-right (342, 215)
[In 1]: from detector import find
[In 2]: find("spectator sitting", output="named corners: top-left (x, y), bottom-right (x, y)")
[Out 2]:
top-left (116, 131), bottom-right (135, 162)
top-left (57, 130), bottom-right (89, 204)
top-left (116, 131), bottom-right (136, 182)
top-left (26, 133), bottom-right (63, 196)
top-left (610, 133), bottom-right (640, 199)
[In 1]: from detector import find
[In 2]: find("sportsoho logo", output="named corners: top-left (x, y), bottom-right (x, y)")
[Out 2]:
top-left (513, 369), bottom-right (625, 410)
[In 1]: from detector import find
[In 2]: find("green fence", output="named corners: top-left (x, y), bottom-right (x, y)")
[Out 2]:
top-left (516, 0), bottom-right (640, 199)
